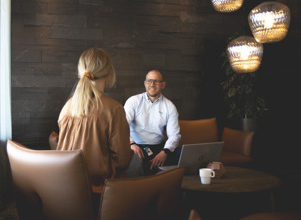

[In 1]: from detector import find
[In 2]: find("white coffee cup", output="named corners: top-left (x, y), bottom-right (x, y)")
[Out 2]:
top-left (199, 168), bottom-right (215, 184)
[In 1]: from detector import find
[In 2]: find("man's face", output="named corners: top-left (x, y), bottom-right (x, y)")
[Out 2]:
top-left (144, 70), bottom-right (166, 101)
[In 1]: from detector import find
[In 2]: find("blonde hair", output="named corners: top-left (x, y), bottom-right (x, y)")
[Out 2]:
top-left (71, 48), bottom-right (116, 117)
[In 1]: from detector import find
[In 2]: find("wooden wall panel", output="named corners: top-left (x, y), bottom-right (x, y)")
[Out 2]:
top-left (11, 0), bottom-right (301, 155)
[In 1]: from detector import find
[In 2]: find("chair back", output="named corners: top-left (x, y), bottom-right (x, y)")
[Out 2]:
top-left (98, 167), bottom-right (185, 220)
top-left (7, 140), bottom-right (93, 220)
top-left (222, 127), bottom-right (254, 156)
top-left (178, 118), bottom-right (219, 147)
top-left (188, 209), bottom-right (203, 220)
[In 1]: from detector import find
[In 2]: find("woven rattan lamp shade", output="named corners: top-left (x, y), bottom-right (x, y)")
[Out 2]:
top-left (227, 36), bottom-right (263, 73)
top-left (211, 0), bottom-right (244, 13)
top-left (248, 2), bottom-right (291, 43)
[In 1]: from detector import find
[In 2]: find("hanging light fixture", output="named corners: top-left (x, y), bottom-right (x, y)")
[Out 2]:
top-left (211, 0), bottom-right (244, 13)
top-left (248, 2), bottom-right (291, 43)
top-left (227, 36), bottom-right (263, 73)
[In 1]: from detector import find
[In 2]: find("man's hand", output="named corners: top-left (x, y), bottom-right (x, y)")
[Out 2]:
top-left (150, 150), bottom-right (167, 170)
top-left (131, 144), bottom-right (145, 159)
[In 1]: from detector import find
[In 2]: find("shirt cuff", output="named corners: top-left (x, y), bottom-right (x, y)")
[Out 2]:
top-left (162, 148), bottom-right (172, 156)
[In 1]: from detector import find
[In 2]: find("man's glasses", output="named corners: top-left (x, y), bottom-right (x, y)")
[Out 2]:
top-left (145, 79), bottom-right (163, 85)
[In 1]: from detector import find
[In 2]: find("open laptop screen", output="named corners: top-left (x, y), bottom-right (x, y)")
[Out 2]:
top-left (178, 142), bottom-right (224, 174)
top-left (159, 142), bottom-right (224, 175)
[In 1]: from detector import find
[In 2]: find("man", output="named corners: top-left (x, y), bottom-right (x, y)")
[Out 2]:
top-left (124, 70), bottom-right (181, 175)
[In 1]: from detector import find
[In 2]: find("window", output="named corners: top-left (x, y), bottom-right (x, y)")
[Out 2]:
top-left (0, 0), bottom-right (12, 144)
top-left (0, 0), bottom-right (12, 210)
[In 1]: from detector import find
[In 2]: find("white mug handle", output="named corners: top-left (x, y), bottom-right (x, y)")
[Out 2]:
top-left (211, 170), bottom-right (215, 178)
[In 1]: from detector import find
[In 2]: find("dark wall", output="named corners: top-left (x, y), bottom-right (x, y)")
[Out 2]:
top-left (11, 0), bottom-right (301, 170)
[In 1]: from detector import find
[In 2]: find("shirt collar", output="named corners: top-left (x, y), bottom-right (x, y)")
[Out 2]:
top-left (143, 92), bottom-right (162, 103)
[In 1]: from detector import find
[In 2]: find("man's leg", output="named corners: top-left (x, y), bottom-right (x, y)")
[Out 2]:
top-left (125, 153), bottom-right (144, 178)
top-left (165, 147), bottom-right (182, 166)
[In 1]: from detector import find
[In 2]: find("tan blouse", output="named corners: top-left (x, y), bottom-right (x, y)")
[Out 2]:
top-left (57, 95), bottom-right (133, 188)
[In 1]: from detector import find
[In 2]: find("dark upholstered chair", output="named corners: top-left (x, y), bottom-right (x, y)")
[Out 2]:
top-left (7, 140), bottom-right (94, 220)
top-left (98, 167), bottom-right (185, 220)
top-left (240, 211), bottom-right (301, 220)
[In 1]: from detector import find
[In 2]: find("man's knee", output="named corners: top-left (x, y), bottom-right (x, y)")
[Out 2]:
top-left (125, 153), bottom-right (144, 178)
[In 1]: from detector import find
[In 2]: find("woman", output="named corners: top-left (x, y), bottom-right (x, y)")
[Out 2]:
top-left (56, 48), bottom-right (132, 193)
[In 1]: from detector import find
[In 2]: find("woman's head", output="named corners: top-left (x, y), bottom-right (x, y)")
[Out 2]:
top-left (78, 48), bottom-right (116, 88)
top-left (71, 48), bottom-right (116, 117)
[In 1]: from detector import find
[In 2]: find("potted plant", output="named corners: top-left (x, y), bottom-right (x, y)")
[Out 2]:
top-left (220, 50), bottom-right (268, 132)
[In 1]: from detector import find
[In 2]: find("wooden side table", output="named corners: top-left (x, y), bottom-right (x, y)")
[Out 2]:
top-left (182, 166), bottom-right (281, 193)
top-left (181, 166), bottom-right (282, 220)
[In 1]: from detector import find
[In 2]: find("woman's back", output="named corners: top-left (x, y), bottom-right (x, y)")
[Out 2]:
top-left (57, 95), bottom-right (132, 187)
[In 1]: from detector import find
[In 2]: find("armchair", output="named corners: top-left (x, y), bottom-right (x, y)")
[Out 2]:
top-left (7, 140), bottom-right (94, 220)
top-left (98, 167), bottom-right (185, 220)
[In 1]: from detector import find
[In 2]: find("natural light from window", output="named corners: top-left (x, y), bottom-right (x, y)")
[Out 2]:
top-left (0, 0), bottom-right (12, 144)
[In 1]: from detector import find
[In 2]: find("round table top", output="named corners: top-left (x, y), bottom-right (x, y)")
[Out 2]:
top-left (181, 166), bottom-right (282, 193)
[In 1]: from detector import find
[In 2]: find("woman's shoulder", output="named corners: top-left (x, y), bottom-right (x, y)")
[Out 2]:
top-left (101, 95), bottom-right (123, 107)
top-left (58, 98), bottom-right (72, 120)
top-left (95, 95), bottom-right (125, 118)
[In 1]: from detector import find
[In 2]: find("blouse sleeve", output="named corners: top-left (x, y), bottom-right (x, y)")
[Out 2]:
top-left (109, 105), bottom-right (133, 170)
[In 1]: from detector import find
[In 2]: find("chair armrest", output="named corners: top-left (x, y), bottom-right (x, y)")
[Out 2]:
top-left (49, 131), bottom-right (59, 150)
top-left (222, 127), bottom-right (254, 157)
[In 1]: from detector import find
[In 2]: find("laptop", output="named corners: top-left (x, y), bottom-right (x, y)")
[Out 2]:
top-left (159, 142), bottom-right (224, 175)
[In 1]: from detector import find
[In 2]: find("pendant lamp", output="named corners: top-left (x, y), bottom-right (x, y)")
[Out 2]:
top-left (211, 0), bottom-right (244, 13)
top-left (227, 36), bottom-right (263, 73)
top-left (248, 2), bottom-right (291, 43)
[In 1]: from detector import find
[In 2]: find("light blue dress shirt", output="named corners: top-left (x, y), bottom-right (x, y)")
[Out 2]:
top-left (124, 92), bottom-right (181, 152)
